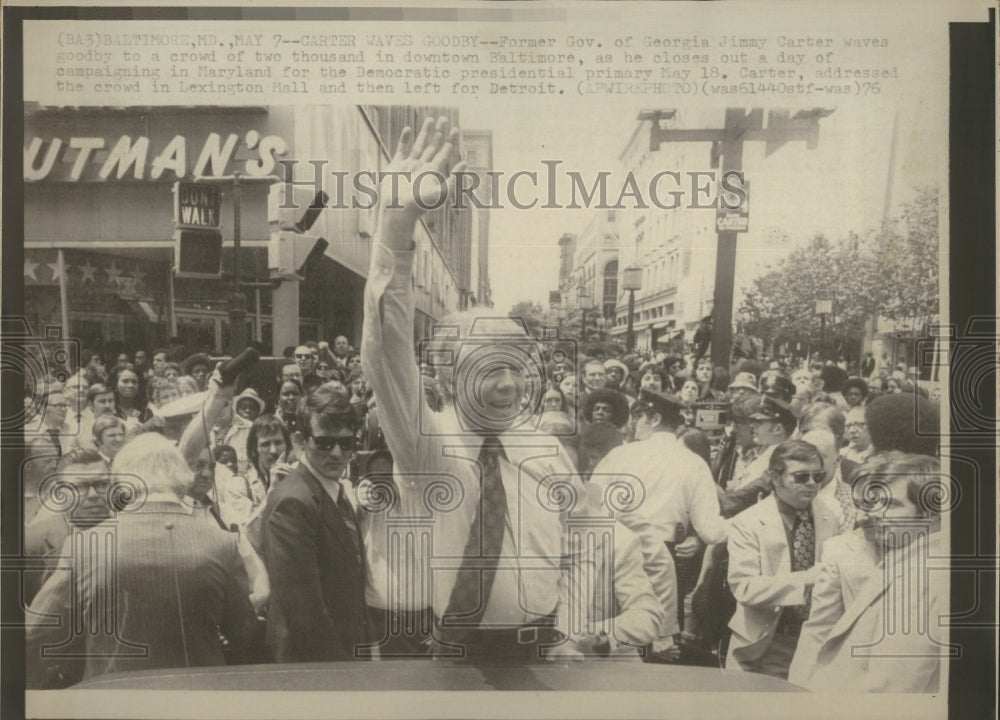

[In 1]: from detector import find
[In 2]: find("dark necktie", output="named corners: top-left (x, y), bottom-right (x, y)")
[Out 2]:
top-left (441, 436), bottom-right (508, 639)
top-left (336, 487), bottom-right (361, 558)
top-left (788, 509), bottom-right (816, 628)
top-left (47, 428), bottom-right (62, 457)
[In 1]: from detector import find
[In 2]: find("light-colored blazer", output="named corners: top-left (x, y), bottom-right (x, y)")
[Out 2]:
top-left (726, 494), bottom-right (840, 667)
top-left (787, 528), bottom-right (880, 686)
top-left (805, 531), bottom-right (947, 692)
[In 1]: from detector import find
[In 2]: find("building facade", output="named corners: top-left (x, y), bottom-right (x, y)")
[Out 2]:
top-left (22, 103), bottom-right (487, 357)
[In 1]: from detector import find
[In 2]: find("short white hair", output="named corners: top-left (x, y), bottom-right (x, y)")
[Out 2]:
top-left (111, 432), bottom-right (190, 499)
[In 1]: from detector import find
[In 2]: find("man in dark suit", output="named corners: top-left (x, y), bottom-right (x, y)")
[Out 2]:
top-left (262, 382), bottom-right (374, 662)
top-left (27, 434), bottom-right (255, 687)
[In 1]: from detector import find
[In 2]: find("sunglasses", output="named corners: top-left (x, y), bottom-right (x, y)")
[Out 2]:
top-left (311, 435), bottom-right (356, 453)
top-left (294, 354), bottom-right (313, 360)
top-left (788, 471), bottom-right (825, 485)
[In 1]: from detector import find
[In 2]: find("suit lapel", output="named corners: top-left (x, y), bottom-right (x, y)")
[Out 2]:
top-left (759, 496), bottom-right (790, 575)
top-left (300, 466), bottom-right (362, 572)
top-left (813, 497), bottom-right (840, 562)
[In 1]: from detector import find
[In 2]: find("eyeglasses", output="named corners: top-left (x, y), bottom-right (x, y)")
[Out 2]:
top-left (788, 471), bottom-right (825, 485)
top-left (65, 478), bottom-right (110, 493)
top-left (311, 435), bottom-right (356, 453)
top-left (294, 354), bottom-right (313, 360)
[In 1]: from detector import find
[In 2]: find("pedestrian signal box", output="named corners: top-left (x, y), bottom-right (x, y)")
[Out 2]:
top-left (174, 228), bottom-right (223, 279)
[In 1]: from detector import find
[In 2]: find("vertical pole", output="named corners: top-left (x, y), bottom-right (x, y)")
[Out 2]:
top-left (56, 249), bottom-right (70, 339)
top-left (626, 289), bottom-right (636, 352)
top-left (709, 109), bottom-right (745, 373)
top-left (254, 287), bottom-right (263, 343)
top-left (229, 174), bottom-right (247, 354)
top-left (820, 313), bottom-right (826, 362)
top-left (167, 266), bottom-right (177, 338)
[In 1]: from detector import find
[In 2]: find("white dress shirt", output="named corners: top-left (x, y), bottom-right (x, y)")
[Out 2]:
top-left (361, 242), bottom-right (596, 634)
top-left (591, 431), bottom-right (729, 545)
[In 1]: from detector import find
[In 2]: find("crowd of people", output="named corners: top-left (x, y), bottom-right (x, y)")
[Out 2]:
top-left (23, 117), bottom-right (946, 692)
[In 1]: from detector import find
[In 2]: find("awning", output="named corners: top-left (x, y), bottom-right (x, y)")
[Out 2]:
top-left (128, 300), bottom-right (160, 322)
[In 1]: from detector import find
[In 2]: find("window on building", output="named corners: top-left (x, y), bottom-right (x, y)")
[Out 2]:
top-left (602, 260), bottom-right (618, 319)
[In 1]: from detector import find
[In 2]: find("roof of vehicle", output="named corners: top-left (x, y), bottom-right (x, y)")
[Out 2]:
top-left (72, 659), bottom-right (803, 692)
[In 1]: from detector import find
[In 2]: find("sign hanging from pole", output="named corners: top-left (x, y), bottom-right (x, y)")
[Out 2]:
top-left (173, 181), bottom-right (222, 230)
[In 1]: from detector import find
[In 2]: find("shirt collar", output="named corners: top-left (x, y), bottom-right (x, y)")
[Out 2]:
top-left (300, 456), bottom-right (346, 495)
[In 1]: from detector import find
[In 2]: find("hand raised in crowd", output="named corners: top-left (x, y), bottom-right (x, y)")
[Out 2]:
top-left (269, 461), bottom-right (296, 483)
top-left (377, 117), bottom-right (466, 246)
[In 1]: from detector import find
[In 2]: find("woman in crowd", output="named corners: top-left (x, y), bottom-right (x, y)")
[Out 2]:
top-left (149, 376), bottom-right (181, 410)
top-left (274, 378), bottom-right (305, 453)
top-left (841, 377), bottom-right (869, 408)
top-left (109, 364), bottom-right (153, 427)
top-left (163, 362), bottom-right (182, 381)
top-left (542, 384), bottom-right (568, 413)
top-left (693, 358), bottom-right (721, 401)
top-left (559, 373), bottom-right (580, 418)
top-left (218, 389), bottom-right (266, 475)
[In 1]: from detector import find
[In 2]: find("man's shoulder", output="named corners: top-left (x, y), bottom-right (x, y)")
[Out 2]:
top-left (821, 528), bottom-right (868, 559)
top-left (264, 467), bottom-right (316, 508)
top-left (730, 493), bottom-right (776, 531)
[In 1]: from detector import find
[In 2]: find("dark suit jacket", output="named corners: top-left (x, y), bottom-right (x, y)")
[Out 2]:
top-left (261, 462), bottom-right (373, 662)
top-left (27, 499), bottom-right (255, 687)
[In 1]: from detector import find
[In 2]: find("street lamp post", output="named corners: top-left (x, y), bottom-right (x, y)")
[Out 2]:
top-left (816, 299), bottom-right (832, 362)
top-left (622, 265), bottom-right (643, 352)
top-left (577, 286), bottom-right (592, 342)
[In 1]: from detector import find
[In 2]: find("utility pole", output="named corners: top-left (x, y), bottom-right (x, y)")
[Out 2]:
top-left (643, 108), bottom-right (832, 370)
top-left (623, 265), bottom-right (642, 352)
top-left (192, 173), bottom-right (282, 355)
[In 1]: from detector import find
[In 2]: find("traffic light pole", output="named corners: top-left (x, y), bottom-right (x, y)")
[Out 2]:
top-left (192, 173), bottom-right (281, 356)
top-left (644, 108), bottom-right (830, 371)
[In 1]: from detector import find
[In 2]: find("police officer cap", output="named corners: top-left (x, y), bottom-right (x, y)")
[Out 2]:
top-left (634, 388), bottom-right (685, 423)
top-left (757, 370), bottom-right (795, 403)
top-left (748, 393), bottom-right (795, 423)
top-left (155, 391), bottom-right (206, 421)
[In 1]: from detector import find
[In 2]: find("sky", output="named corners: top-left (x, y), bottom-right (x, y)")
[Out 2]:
top-left (463, 92), bottom-right (945, 315)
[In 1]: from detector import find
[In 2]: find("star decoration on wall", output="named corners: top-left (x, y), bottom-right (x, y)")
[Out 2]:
top-left (47, 262), bottom-right (62, 281)
top-left (24, 259), bottom-right (39, 280)
top-left (79, 261), bottom-right (97, 283)
top-left (131, 269), bottom-right (146, 284)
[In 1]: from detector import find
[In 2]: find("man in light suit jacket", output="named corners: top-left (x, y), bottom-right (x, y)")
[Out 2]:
top-left (786, 523), bottom-right (881, 686)
top-left (798, 454), bottom-right (947, 692)
top-left (262, 383), bottom-right (374, 662)
top-left (726, 440), bottom-right (842, 679)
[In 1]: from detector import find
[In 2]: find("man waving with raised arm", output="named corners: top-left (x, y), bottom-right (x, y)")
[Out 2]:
top-left (360, 117), bottom-right (601, 662)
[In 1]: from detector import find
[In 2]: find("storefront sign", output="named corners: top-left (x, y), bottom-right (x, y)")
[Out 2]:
top-left (24, 130), bottom-right (289, 182)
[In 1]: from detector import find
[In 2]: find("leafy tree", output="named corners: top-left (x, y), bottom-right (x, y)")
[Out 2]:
top-left (737, 188), bottom-right (939, 359)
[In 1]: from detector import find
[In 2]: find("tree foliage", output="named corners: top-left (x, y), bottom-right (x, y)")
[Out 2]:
top-left (738, 188), bottom-right (939, 356)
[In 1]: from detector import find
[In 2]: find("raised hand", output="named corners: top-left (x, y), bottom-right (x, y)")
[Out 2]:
top-left (377, 117), bottom-right (466, 244)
